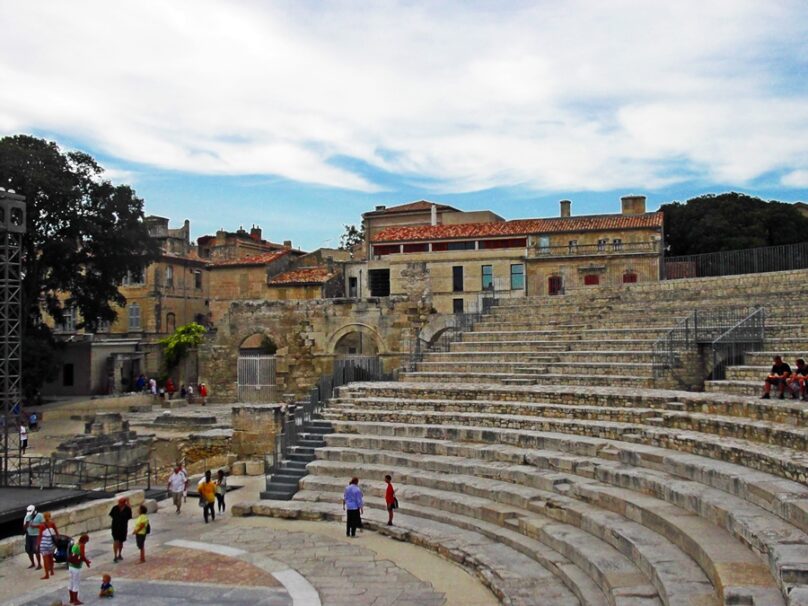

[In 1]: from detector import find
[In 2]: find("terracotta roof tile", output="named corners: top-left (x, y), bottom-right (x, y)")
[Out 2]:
top-left (210, 250), bottom-right (290, 267)
top-left (268, 266), bottom-right (335, 286)
top-left (371, 212), bottom-right (663, 243)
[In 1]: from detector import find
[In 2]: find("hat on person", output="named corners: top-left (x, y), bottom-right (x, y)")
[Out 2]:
top-left (26, 505), bottom-right (35, 513)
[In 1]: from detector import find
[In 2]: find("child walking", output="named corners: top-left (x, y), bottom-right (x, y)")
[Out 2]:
top-left (215, 469), bottom-right (227, 513)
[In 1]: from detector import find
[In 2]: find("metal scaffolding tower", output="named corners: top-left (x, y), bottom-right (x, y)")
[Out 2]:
top-left (0, 189), bottom-right (26, 486)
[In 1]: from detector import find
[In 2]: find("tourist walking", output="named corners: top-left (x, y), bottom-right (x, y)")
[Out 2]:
top-left (66, 533), bottom-right (91, 605)
top-left (384, 475), bottom-right (397, 526)
top-left (165, 377), bottom-right (176, 400)
top-left (20, 423), bottom-right (28, 454)
top-left (198, 470), bottom-right (217, 523)
top-left (23, 504), bottom-right (44, 570)
top-left (149, 377), bottom-right (157, 396)
top-left (131, 504), bottom-right (149, 563)
top-left (109, 497), bottom-right (132, 562)
top-left (36, 512), bottom-right (59, 579)
top-left (215, 469), bottom-right (227, 513)
top-left (29, 412), bottom-right (38, 431)
top-left (342, 477), bottom-right (364, 537)
top-left (167, 465), bottom-right (188, 514)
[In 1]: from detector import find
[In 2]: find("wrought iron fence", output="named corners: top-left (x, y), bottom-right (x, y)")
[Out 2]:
top-left (663, 241), bottom-right (808, 280)
top-left (2, 456), bottom-right (152, 492)
top-left (711, 308), bottom-right (766, 380)
top-left (237, 354), bottom-right (279, 402)
top-left (652, 307), bottom-right (766, 377)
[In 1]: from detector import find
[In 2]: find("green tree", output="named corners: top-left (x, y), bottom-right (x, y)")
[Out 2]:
top-left (159, 322), bottom-right (207, 369)
top-left (0, 135), bottom-right (161, 400)
top-left (662, 192), bottom-right (808, 256)
top-left (339, 223), bottom-right (365, 250)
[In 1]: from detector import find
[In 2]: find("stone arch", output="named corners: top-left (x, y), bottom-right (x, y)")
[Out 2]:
top-left (327, 323), bottom-right (385, 355)
top-left (238, 331), bottom-right (279, 355)
top-left (418, 314), bottom-right (468, 347)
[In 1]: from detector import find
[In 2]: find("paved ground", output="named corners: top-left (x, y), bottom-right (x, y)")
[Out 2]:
top-left (1, 477), bottom-right (497, 606)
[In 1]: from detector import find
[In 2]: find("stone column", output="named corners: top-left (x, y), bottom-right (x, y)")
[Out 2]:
top-left (231, 404), bottom-right (285, 459)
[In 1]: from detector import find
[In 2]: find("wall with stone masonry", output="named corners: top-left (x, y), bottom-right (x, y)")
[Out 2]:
top-left (231, 405), bottom-right (284, 458)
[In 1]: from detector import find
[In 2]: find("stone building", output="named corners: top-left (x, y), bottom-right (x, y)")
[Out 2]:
top-left (197, 224), bottom-right (290, 261)
top-left (351, 195), bottom-right (663, 313)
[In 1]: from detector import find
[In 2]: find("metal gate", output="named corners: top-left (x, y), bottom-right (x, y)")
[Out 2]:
top-left (237, 355), bottom-right (278, 402)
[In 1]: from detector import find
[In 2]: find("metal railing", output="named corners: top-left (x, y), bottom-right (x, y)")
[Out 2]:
top-left (264, 357), bottom-right (392, 481)
top-left (2, 456), bottom-right (152, 493)
top-left (530, 240), bottom-right (660, 258)
top-left (663, 241), bottom-right (808, 280)
top-left (711, 308), bottom-right (766, 380)
top-left (652, 307), bottom-right (766, 377)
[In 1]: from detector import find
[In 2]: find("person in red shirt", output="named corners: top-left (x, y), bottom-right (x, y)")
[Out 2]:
top-left (384, 475), bottom-right (396, 526)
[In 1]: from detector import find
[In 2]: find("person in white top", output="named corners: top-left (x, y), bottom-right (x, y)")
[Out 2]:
top-left (167, 465), bottom-right (188, 514)
top-left (19, 424), bottom-right (28, 455)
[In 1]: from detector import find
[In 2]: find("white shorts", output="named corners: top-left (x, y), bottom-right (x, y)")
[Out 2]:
top-left (68, 567), bottom-right (81, 592)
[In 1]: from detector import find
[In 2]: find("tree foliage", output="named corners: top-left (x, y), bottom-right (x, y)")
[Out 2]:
top-left (661, 192), bottom-right (808, 256)
top-left (0, 134), bottom-right (161, 399)
top-left (339, 223), bottom-right (365, 250)
top-left (160, 322), bottom-right (207, 369)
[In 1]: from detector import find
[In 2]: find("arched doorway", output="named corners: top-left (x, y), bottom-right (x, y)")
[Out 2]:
top-left (332, 328), bottom-right (383, 380)
top-left (237, 333), bottom-right (279, 402)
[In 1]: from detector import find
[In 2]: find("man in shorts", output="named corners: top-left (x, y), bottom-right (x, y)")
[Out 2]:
top-left (109, 497), bottom-right (132, 562)
top-left (167, 465), bottom-right (187, 514)
top-left (762, 355), bottom-right (791, 399)
top-left (23, 504), bottom-right (43, 569)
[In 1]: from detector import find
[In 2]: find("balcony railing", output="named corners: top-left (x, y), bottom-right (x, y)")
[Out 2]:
top-left (529, 240), bottom-right (660, 258)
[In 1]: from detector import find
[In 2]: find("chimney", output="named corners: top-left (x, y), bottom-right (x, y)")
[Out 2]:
top-left (375, 205), bottom-right (386, 211)
top-left (431, 203), bottom-right (438, 226)
top-left (250, 225), bottom-right (262, 241)
top-left (560, 200), bottom-right (571, 218)
top-left (283, 240), bottom-right (292, 248)
top-left (621, 195), bottom-right (647, 215)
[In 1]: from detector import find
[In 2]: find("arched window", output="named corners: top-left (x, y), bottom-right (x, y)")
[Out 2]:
top-left (128, 303), bottom-right (141, 330)
top-left (166, 312), bottom-right (176, 333)
top-left (623, 272), bottom-right (638, 284)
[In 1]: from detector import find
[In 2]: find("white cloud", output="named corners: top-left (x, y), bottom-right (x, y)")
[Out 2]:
top-left (0, 0), bottom-right (806, 193)
top-left (782, 170), bottom-right (808, 188)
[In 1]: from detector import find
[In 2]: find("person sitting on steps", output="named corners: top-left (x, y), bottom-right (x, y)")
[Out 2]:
top-left (762, 355), bottom-right (791, 399)
top-left (788, 358), bottom-right (808, 401)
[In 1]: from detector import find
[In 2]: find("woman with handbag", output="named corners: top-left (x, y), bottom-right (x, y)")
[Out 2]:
top-left (342, 477), bottom-right (364, 537)
top-left (36, 511), bottom-right (59, 579)
top-left (384, 475), bottom-right (398, 526)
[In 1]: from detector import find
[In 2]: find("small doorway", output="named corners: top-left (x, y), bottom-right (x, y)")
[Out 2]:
top-left (548, 276), bottom-right (563, 296)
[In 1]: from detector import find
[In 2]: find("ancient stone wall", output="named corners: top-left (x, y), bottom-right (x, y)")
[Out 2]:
top-left (231, 405), bottom-right (284, 459)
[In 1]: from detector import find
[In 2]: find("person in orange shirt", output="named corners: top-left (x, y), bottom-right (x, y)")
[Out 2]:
top-left (197, 470), bottom-right (217, 523)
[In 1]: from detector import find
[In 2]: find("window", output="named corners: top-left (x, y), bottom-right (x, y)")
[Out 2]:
top-left (194, 270), bottom-right (202, 289)
top-left (121, 268), bottom-right (144, 286)
top-left (373, 244), bottom-right (401, 256)
top-left (166, 265), bottom-right (174, 288)
top-left (368, 269), bottom-right (390, 297)
top-left (452, 298), bottom-right (464, 314)
top-left (548, 276), bottom-right (563, 295)
top-left (478, 238), bottom-right (526, 250)
top-left (510, 264), bottom-right (525, 290)
top-left (166, 312), bottom-right (176, 334)
top-left (568, 240), bottom-right (578, 253)
top-left (584, 274), bottom-right (600, 286)
top-left (58, 307), bottom-right (76, 332)
top-left (623, 272), bottom-right (638, 284)
top-left (128, 303), bottom-right (141, 330)
top-left (447, 240), bottom-right (477, 251)
top-left (402, 243), bottom-right (429, 253)
top-left (62, 363), bottom-right (74, 387)
top-left (452, 266), bottom-right (464, 292)
top-left (612, 238), bottom-right (623, 251)
top-left (538, 236), bottom-right (550, 253)
top-left (597, 239), bottom-right (607, 252)
top-left (481, 265), bottom-right (493, 290)
top-left (96, 319), bottom-right (110, 333)
top-left (348, 277), bottom-right (358, 298)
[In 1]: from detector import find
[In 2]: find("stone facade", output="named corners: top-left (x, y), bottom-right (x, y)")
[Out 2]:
top-left (231, 405), bottom-right (284, 458)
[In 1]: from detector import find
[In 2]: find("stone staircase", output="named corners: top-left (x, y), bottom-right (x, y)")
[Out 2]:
top-left (261, 418), bottom-right (332, 500)
top-left (236, 269), bottom-right (808, 606)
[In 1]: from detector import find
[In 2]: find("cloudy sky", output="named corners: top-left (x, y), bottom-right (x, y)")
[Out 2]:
top-left (1, 1), bottom-right (806, 249)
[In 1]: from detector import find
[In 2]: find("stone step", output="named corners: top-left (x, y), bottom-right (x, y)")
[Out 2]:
top-left (415, 361), bottom-right (549, 373)
top-left (235, 497), bottom-right (599, 606)
top-left (310, 452), bottom-right (790, 604)
top-left (704, 380), bottom-right (765, 397)
top-left (746, 352), bottom-right (808, 365)
top-left (422, 351), bottom-right (561, 362)
top-left (300, 475), bottom-right (664, 606)
top-left (451, 339), bottom-right (658, 353)
top-left (398, 371), bottom-right (656, 388)
top-left (318, 435), bottom-right (808, 596)
top-left (326, 413), bottom-right (808, 493)
top-left (340, 382), bottom-right (808, 426)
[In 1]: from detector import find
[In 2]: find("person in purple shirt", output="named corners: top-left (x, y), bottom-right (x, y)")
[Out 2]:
top-left (342, 477), bottom-right (364, 538)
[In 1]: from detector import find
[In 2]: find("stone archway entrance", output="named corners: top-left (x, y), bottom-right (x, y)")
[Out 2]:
top-left (237, 333), bottom-right (279, 402)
